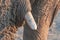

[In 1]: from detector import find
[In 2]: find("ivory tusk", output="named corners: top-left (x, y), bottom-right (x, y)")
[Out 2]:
top-left (25, 11), bottom-right (37, 30)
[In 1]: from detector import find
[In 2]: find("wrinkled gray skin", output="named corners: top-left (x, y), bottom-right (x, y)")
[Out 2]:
top-left (0, 0), bottom-right (31, 29)
top-left (0, 0), bottom-right (60, 40)
top-left (0, 0), bottom-right (31, 40)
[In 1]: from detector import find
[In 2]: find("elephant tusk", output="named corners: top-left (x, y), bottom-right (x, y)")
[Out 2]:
top-left (25, 11), bottom-right (37, 30)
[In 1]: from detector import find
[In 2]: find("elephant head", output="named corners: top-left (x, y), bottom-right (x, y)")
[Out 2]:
top-left (0, 0), bottom-right (37, 40)
top-left (0, 0), bottom-right (60, 40)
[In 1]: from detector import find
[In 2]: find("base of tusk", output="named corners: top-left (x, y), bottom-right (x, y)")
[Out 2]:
top-left (25, 11), bottom-right (37, 30)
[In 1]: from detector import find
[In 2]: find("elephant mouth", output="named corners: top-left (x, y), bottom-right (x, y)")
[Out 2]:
top-left (25, 11), bottom-right (37, 30)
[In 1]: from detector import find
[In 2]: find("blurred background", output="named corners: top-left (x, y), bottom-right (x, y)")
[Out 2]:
top-left (15, 10), bottom-right (60, 40)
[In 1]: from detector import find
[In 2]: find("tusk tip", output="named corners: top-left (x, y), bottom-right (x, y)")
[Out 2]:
top-left (25, 11), bottom-right (37, 30)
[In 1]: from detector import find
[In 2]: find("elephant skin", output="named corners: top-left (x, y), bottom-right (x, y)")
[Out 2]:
top-left (23, 0), bottom-right (60, 40)
top-left (0, 0), bottom-right (37, 40)
top-left (0, 0), bottom-right (60, 40)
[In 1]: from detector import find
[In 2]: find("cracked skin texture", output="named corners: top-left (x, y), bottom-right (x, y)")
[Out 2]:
top-left (0, 0), bottom-right (60, 40)
top-left (0, 0), bottom-right (31, 40)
